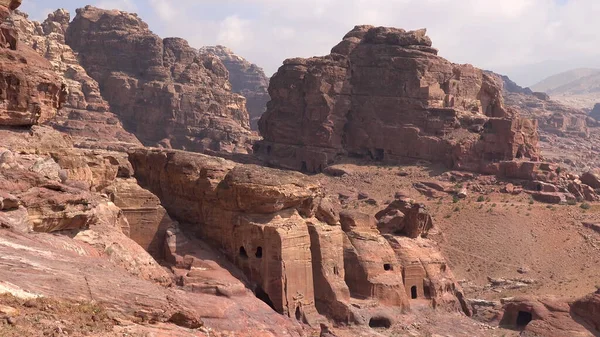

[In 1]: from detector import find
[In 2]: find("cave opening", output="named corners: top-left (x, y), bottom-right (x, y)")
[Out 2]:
top-left (239, 246), bottom-right (248, 259)
top-left (516, 311), bottom-right (533, 328)
top-left (255, 286), bottom-right (276, 311)
top-left (295, 306), bottom-right (302, 321)
top-left (423, 283), bottom-right (431, 299)
top-left (384, 263), bottom-right (392, 271)
top-left (411, 286), bottom-right (418, 299)
top-left (368, 316), bottom-right (392, 329)
top-left (255, 246), bottom-right (263, 258)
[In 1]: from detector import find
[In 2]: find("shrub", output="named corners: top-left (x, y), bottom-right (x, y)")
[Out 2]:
top-left (581, 203), bottom-right (591, 210)
top-left (477, 196), bottom-right (485, 202)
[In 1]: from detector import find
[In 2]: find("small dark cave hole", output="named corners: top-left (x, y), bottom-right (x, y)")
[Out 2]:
top-left (516, 311), bottom-right (533, 328)
top-left (383, 263), bottom-right (392, 271)
top-left (295, 306), bottom-right (302, 321)
top-left (423, 285), bottom-right (431, 299)
top-left (255, 246), bottom-right (263, 258)
top-left (411, 286), bottom-right (418, 299)
top-left (255, 286), bottom-right (276, 311)
top-left (239, 246), bottom-right (248, 259)
top-left (368, 316), bottom-right (392, 329)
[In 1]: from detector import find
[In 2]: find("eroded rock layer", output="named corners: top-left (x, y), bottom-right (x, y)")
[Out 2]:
top-left (0, 5), bottom-right (64, 126)
top-left (201, 45), bottom-right (270, 130)
top-left (7, 9), bottom-right (142, 151)
top-left (129, 147), bottom-right (469, 326)
top-left (257, 26), bottom-right (539, 173)
top-left (65, 6), bottom-right (255, 154)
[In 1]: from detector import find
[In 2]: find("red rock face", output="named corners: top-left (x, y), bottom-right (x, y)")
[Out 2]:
top-left (6, 9), bottom-right (142, 151)
top-left (65, 6), bottom-right (255, 154)
top-left (0, 3), bottom-right (64, 126)
top-left (128, 147), bottom-right (469, 326)
top-left (257, 25), bottom-right (539, 173)
top-left (201, 46), bottom-right (270, 130)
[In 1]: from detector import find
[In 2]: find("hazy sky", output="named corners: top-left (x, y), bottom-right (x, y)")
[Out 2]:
top-left (20, 0), bottom-right (600, 86)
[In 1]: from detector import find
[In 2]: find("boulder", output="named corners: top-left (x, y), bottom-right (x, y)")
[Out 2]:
top-left (375, 199), bottom-right (433, 238)
top-left (581, 171), bottom-right (600, 189)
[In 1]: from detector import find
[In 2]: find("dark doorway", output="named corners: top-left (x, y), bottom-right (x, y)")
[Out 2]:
top-left (368, 316), bottom-right (392, 329)
top-left (384, 263), bottom-right (392, 271)
top-left (239, 246), bottom-right (248, 259)
top-left (301, 161), bottom-right (308, 173)
top-left (295, 306), bottom-right (302, 321)
top-left (255, 286), bottom-right (276, 311)
top-left (411, 286), bottom-right (418, 299)
top-left (516, 311), bottom-right (533, 328)
top-left (255, 246), bottom-right (263, 258)
top-left (423, 283), bottom-right (431, 299)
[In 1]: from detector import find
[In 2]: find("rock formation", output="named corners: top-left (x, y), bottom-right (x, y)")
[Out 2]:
top-left (494, 71), bottom-right (590, 138)
top-left (128, 147), bottom-right (469, 326)
top-left (6, 9), bottom-right (142, 151)
top-left (0, 7), bottom-right (65, 126)
top-left (66, 6), bottom-right (255, 154)
top-left (493, 72), bottom-right (600, 171)
top-left (201, 45), bottom-right (270, 130)
top-left (591, 103), bottom-right (600, 121)
top-left (500, 294), bottom-right (599, 337)
top-left (257, 26), bottom-right (539, 173)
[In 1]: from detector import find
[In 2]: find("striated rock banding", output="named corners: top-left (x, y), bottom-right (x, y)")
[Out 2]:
top-left (7, 9), bottom-right (142, 151)
top-left (129, 147), bottom-right (469, 325)
top-left (201, 45), bottom-right (270, 130)
top-left (257, 26), bottom-right (539, 173)
top-left (66, 6), bottom-right (255, 154)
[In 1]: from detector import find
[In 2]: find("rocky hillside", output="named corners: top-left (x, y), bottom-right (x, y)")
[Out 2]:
top-left (493, 72), bottom-right (600, 171)
top-left (257, 26), bottom-right (539, 174)
top-left (201, 45), bottom-right (270, 130)
top-left (65, 6), bottom-right (255, 154)
top-left (6, 9), bottom-right (142, 151)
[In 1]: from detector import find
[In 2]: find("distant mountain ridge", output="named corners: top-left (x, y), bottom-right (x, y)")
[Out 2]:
top-left (531, 68), bottom-right (600, 94)
top-left (529, 68), bottom-right (600, 110)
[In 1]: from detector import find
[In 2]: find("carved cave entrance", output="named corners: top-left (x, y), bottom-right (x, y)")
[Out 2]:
top-left (411, 286), bottom-right (418, 299)
top-left (516, 311), bottom-right (533, 328)
top-left (368, 316), bottom-right (392, 329)
top-left (255, 286), bottom-right (276, 311)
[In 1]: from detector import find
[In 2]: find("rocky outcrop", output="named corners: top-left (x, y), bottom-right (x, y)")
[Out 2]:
top-left (257, 26), bottom-right (539, 173)
top-left (0, 6), bottom-right (65, 126)
top-left (500, 295), bottom-right (599, 337)
top-left (591, 103), bottom-right (600, 121)
top-left (571, 290), bottom-right (600, 332)
top-left (128, 147), bottom-right (469, 326)
top-left (201, 45), bottom-right (270, 130)
top-left (6, 9), bottom-right (142, 151)
top-left (495, 71), bottom-right (590, 138)
top-left (66, 6), bottom-right (255, 154)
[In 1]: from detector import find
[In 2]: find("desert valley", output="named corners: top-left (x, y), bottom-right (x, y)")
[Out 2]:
top-left (0, 1), bottom-right (598, 336)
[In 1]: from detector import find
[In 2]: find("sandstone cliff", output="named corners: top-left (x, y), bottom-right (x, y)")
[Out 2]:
top-left (129, 147), bottom-right (469, 327)
top-left (6, 9), bottom-right (142, 151)
top-left (65, 6), bottom-right (255, 154)
top-left (201, 45), bottom-right (270, 130)
top-left (257, 26), bottom-right (539, 173)
top-left (0, 6), bottom-right (64, 126)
